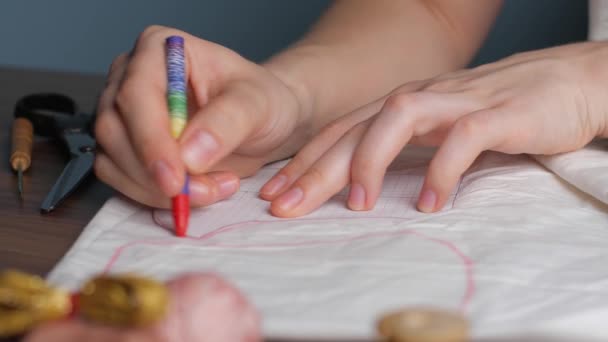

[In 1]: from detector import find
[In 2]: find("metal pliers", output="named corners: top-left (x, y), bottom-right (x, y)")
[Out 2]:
top-left (14, 93), bottom-right (96, 212)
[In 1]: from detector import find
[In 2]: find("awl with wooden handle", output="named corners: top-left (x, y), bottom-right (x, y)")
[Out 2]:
top-left (10, 117), bottom-right (34, 199)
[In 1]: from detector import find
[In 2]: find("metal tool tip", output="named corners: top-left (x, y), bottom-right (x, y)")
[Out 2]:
top-left (17, 167), bottom-right (23, 200)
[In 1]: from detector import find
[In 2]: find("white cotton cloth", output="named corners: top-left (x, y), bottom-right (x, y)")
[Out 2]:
top-left (47, 143), bottom-right (608, 341)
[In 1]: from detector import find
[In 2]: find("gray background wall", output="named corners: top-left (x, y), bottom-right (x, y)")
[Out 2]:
top-left (0, 0), bottom-right (588, 75)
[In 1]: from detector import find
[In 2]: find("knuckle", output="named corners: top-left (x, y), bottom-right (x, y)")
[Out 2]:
top-left (140, 25), bottom-right (169, 39)
top-left (108, 53), bottom-right (128, 75)
top-left (391, 80), bottom-right (424, 94)
top-left (114, 79), bottom-right (138, 114)
top-left (133, 26), bottom-right (181, 57)
top-left (381, 93), bottom-right (421, 114)
top-left (301, 166), bottom-right (327, 187)
top-left (280, 140), bottom-right (319, 178)
top-left (351, 153), bottom-right (380, 179)
top-left (93, 155), bottom-right (108, 180)
top-left (284, 155), bottom-right (306, 177)
top-left (94, 113), bottom-right (117, 147)
top-left (453, 115), bottom-right (485, 137)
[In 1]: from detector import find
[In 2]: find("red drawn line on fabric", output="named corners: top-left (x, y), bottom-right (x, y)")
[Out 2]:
top-left (103, 216), bottom-right (474, 312)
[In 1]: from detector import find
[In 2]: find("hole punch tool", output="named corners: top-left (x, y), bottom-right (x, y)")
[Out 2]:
top-left (14, 93), bottom-right (96, 213)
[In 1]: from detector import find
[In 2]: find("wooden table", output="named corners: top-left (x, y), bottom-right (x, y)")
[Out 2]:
top-left (0, 67), bottom-right (113, 275)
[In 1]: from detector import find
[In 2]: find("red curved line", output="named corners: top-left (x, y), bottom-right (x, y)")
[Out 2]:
top-left (104, 216), bottom-right (475, 311)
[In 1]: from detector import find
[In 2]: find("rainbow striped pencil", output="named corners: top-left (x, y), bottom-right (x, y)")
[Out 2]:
top-left (166, 35), bottom-right (189, 237)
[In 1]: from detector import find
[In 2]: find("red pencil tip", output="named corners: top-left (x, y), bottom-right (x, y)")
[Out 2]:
top-left (172, 194), bottom-right (190, 237)
top-left (69, 293), bottom-right (80, 318)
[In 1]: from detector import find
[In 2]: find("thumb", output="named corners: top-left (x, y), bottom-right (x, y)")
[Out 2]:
top-left (179, 81), bottom-right (274, 174)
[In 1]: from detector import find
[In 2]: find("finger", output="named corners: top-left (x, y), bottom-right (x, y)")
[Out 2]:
top-left (418, 108), bottom-right (503, 213)
top-left (179, 81), bottom-right (271, 174)
top-left (95, 109), bottom-right (260, 199)
top-left (269, 122), bottom-right (368, 218)
top-left (98, 53), bottom-right (129, 113)
top-left (259, 80), bottom-right (428, 200)
top-left (206, 153), bottom-right (266, 178)
top-left (259, 94), bottom-right (387, 200)
top-left (95, 109), bottom-right (157, 190)
top-left (349, 92), bottom-right (481, 210)
top-left (95, 153), bottom-right (239, 208)
top-left (96, 53), bottom-right (159, 191)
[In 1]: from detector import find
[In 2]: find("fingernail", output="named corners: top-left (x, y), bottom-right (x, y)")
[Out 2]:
top-left (261, 174), bottom-right (288, 197)
top-left (276, 187), bottom-right (304, 212)
top-left (417, 189), bottom-right (437, 213)
top-left (189, 180), bottom-right (210, 199)
top-left (152, 160), bottom-right (179, 194)
top-left (209, 173), bottom-right (239, 199)
top-left (348, 183), bottom-right (366, 210)
top-left (182, 130), bottom-right (220, 171)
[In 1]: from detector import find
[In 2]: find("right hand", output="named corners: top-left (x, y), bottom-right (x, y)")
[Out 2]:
top-left (95, 25), bottom-right (310, 208)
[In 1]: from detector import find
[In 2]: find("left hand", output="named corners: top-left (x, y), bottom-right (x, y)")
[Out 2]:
top-left (259, 42), bottom-right (608, 217)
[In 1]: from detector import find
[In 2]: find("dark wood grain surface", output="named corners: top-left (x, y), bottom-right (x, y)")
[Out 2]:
top-left (0, 66), bottom-right (113, 276)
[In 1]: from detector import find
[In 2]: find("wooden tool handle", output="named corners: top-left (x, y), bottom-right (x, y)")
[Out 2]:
top-left (10, 117), bottom-right (34, 172)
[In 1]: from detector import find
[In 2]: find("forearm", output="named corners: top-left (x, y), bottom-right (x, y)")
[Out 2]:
top-left (265, 0), bottom-right (502, 133)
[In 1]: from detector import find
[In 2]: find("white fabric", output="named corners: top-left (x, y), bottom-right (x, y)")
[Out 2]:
top-left (589, 0), bottom-right (608, 41)
top-left (533, 139), bottom-right (608, 205)
top-left (48, 142), bottom-right (608, 341)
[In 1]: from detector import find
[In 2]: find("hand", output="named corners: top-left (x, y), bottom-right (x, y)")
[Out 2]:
top-left (95, 26), bottom-right (310, 208)
top-left (24, 273), bottom-right (261, 342)
top-left (259, 42), bottom-right (608, 217)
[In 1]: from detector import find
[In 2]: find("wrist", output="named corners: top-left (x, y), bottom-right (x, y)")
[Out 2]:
top-left (263, 45), bottom-right (327, 136)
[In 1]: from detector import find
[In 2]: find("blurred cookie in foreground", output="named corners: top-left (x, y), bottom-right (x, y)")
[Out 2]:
top-left (377, 307), bottom-right (468, 342)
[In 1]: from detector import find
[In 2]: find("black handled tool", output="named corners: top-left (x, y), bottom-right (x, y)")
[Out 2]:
top-left (14, 93), bottom-right (96, 212)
